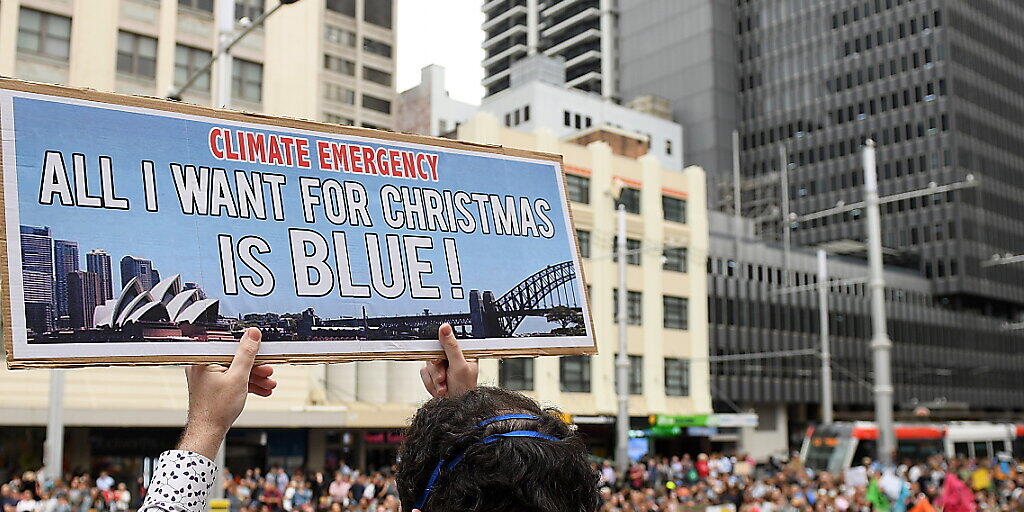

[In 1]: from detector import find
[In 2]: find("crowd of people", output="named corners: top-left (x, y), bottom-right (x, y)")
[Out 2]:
top-left (5, 453), bottom-right (1024, 512)
top-left (1, 471), bottom-right (133, 512)
top-left (593, 453), bottom-right (1024, 512)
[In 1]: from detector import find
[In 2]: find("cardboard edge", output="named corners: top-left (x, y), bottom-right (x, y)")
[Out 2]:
top-left (0, 78), bottom-right (599, 368)
top-left (6, 344), bottom-right (598, 369)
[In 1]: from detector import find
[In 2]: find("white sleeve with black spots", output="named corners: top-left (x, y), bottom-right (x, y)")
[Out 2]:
top-left (139, 450), bottom-right (218, 512)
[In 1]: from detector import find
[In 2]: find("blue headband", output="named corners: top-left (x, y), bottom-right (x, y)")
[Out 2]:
top-left (412, 414), bottom-right (559, 511)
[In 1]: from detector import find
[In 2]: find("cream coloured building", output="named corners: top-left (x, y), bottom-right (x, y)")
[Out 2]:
top-left (458, 112), bottom-right (711, 456)
top-left (0, 0), bottom-right (396, 127)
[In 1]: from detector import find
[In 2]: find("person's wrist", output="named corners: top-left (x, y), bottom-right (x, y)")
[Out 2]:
top-left (178, 419), bottom-right (228, 460)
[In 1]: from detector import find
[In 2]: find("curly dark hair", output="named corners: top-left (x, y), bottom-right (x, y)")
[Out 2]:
top-left (395, 386), bottom-right (600, 512)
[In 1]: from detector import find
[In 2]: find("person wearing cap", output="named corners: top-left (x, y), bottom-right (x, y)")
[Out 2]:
top-left (137, 324), bottom-right (598, 512)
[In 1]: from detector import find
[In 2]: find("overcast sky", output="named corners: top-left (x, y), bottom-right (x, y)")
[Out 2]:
top-left (395, 0), bottom-right (485, 105)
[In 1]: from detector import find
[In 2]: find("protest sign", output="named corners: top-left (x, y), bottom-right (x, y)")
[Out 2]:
top-left (0, 79), bottom-right (595, 368)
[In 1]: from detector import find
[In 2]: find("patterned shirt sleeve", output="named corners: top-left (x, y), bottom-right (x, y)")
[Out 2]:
top-left (138, 450), bottom-right (218, 512)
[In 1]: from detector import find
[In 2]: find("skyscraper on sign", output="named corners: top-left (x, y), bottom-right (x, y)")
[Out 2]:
top-left (120, 255), bottom-right (157, 291)
top-left (20, 225), bottom-right (54, 333)
top-left (86, 249), bottom-right (114, 301)
top-left (67, 270), bottom-right (101, 328)
top-left (53, 239), bottom-right (79, 322)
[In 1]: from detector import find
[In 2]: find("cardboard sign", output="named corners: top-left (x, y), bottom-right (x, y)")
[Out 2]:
top-left (0, 80), bottom-right (595, 368)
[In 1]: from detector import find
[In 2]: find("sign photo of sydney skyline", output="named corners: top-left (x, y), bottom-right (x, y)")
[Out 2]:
top-left (18, 221), bottom-right (587, 344)
top-left (8, 94), bottom-right (589, 346)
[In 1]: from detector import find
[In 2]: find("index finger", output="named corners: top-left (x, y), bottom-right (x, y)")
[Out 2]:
top-left (437, 323), bottom-right (467, 368)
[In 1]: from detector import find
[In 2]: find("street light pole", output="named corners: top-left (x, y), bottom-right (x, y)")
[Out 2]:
top-left (212, 0), bottom-right (234, 109)
top-left (615, 203), bottom-right (630, 475)
top-left (779, 145), bottom-right (792, 287)
top-left (817, 250), bottom-right (833, 424)
top-left (44, 370), bottom-right (65, 483)
top-left (863, 140), bottom-right (895, 466)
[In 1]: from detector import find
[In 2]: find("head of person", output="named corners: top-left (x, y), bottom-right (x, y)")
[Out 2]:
top-left (395, 386), bottom-right (598, 512)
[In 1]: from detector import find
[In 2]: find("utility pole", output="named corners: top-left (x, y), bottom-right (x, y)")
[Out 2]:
top-left (732, 130), bottom-right (742, 257)
top-left (817, 250), bottom-right (833, 424)
top-left (779, 145), bottom-right (792, 287)
top-left (784, 143), bottom-right (977, 461)
top-left (615, 203), bottom-right (630, 475)
top-left (169, 0), bottom-right (300, 102)
top-left (863, 140), bottom-right (895, 466)
top-left (212, 0), bottom-right (234, 109)
top-left (44, 370), bottom-right (65, 483)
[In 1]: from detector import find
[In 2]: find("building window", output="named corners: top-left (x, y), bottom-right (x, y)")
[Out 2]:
top-left (560, 356), bottom-right (591, 393)
top-left (325, 0), bottom-right (356, 16)
top-left (663, 196), bottom-right (687, 223)
top-left (323, 83), bottom-right (355, 104)
top-left (664, 358), bottom-right (689, 396)
top-left (612, 237), bottom-right (642, 265)
top-left (613, 289), bottom-right (642, 325)
top-left (232, 58), bottom-right (263, 102)
top-left (663, 295), bottom-right (688, 330)
top-left (614, 355), bottom-right (643, 395)
top-left (324, 54), bottom-right (356, 76)
top-left (665, 139), bottom-right (673, 155)
top-left (363, 37), bottom-right (393, 58)
top-left (563, 110), bottom-right (571, 127)
top-left (323, 112), bottom-right (354, 125)
top-left (364, 0), bottom-right (393, 28)
top-left (363, 66), bottom-right (392, 87)
top-left (565, 174), bottom-right (590, 204)
top-left (362, 94), bottom-right (392, 114)
top-left (325, 25), bottom-right (357, 47)
top-left (618, 187), bottom-right (641, 214)
top-left (17, 8), bottom-right (72, 60)
top-left (235, 0), bottom-right (263, 20)
top-left (117, 31), bottom-right (158, 79)
top-left (663, 247), bottom-right (687, 272)
top-left (178, 0), bottom-right (213, 12)
top-left (499, 358), bottom-right (533, 390)
top-left (174, 44), bottom-right (211, 91)
top-left (523, 105), bottom-right (530, 122)
top-left (576, 230), bottom-right (591, 258)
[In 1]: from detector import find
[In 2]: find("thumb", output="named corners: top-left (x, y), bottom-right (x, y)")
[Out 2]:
top-left (438, 323), bottom-right (467, 368)
top-left (229, 327), bottom-right (262, 377)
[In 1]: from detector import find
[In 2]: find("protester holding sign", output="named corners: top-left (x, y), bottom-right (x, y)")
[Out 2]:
top-left (135, 324), bottom-right (597, 512)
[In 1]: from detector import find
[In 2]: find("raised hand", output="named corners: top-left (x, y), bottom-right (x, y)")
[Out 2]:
top-left (178, 328), bottom-right (276, 459)
top-left (419, 323), bottom-right (479, 398)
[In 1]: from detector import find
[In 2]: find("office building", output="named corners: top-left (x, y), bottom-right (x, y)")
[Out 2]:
top-left (402, 57), bottom-right (682, 171)
top-left (396, 64), bottom-right (478, 137)
top-left (479, 54), bottom-right (682, 172)
top-left (86, 249), bottom-right (114, 302)
top-left (482, 0), bottom-right (617, 98)
top-left (53, 239), bottom-right (79, 323)
top-left (707, 211), bottom-right (1024, 458)
top-left (120, 255), bottom-right (158, 290)
top-left (617, 0), bottom-right (1024, 317)
top-left (67, 270), bottom-right (101, 328)
top-left (0, 0), bottom-right (395, 128)
top-left (459, 111), bottom-right (711, 455)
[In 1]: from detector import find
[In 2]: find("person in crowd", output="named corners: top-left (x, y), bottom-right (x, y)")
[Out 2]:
top-left (94, 474), bottom-right (113, 494)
